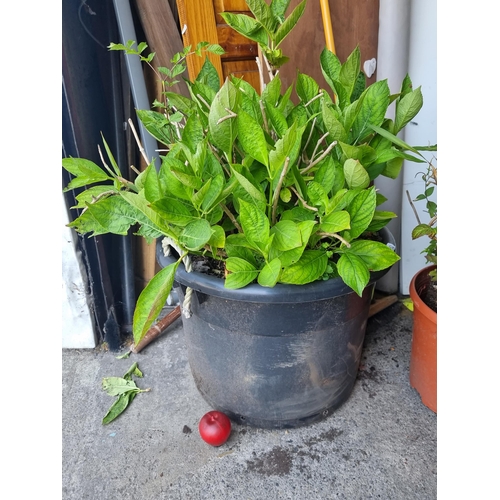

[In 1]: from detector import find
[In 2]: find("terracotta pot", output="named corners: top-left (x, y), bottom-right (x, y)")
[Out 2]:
top-left (409, 265), bottom-right (437, 413)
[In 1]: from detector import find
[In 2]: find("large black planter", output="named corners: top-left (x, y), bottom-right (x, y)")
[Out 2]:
top-left (156, 227), bottom-right (396, 429)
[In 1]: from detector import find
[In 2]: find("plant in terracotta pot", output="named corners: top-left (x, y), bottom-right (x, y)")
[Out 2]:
top-left (407, 159), bottom-right (437, 413)
top-left (62, 0), bottom-right (435, 428)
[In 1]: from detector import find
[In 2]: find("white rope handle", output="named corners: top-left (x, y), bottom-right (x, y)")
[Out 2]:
top-left (162, 237), bottom-right (193, 318)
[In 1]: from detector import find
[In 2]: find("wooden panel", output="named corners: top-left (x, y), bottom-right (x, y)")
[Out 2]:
top-left (213, 0), bottom-right (251, 23)
top-left (134, 0), bottom-right (189, 98)
top-left (275, 0), bottom-right (380, 97)
top-left (222, 59), bottom-right (260, 89)
top-left (218, 0), bottom-right (250, 11)
top-left (176, 0), bottom-right (224, 82)
top-left (216, 25), bottom-right (259, 60)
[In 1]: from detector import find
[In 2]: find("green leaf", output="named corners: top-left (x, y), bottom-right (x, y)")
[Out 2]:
top-left (151, 197), bottom-right (197, 226)
top-left (164, 92), bottom-right (196, 115)
top-left (208, 78), bottom-right (239, 157)
top-left (412, 224), bottom-right (437, 240)
top-left (136, 109), bottom-right (176, 146)
top-left (279, 187), bottom-right (292, 202)
top-left (123, 362), bottom-right (143, 380)
top-left (67, 196), bottom-right (137, 237)
top-left (269, 121), bottom-right (302, 180)
top-left (339, 46), bottom-right (361, 100)
top-left (143, 162), bottom-right (162, 203)
top-left (270, 0), bottom-right (291, 21)
top-left (261, 72), bottom-right (282, 106)
top-left (273, 0), bottom-right (307, 47)
top-left (264, 99), bottom-right (288, 138)
top-left (100, 135), bottom-right (122, 177)
top-left (225, 257), bottom-right (259, 289)
top-left (336, 253), bottom-right (370, 296)
top-left (296, 73), bottom-right (319, 106)
top-left (208, 225), bottom-right (226, 248)
top-left (62, 158), bottom-right (112, 192)
top-left (120, 191), bottom-right (172, 236)
top-left (133, 261), bottom-right (179, 345)
top-left (368, 123), bottom-right (423, 156)
top-left (320, 48), bottom-right (341, 94)
top-left (346, 187), bottom-right (377, 238)
top-left (182, 115), bottom-right (204, 154)
top-left (319, 210), bottom-right (351, 233)
top-left (196, 57), bottom-right (221, 92)
top-left (346, 240), bottom-right (400, 271)
top-left (350, 80), bottom-right (390, 143)
top-left (269, 219), bottom-right (316, 267)
top-left (220, 12), bottom-right (268, 45)
top-left (270, 220), bottom-right (302, 251)
top-left (281, 207), bottom-right (316, 222)
top-left (366, 210), bottom-right (397, 232)
top-left (246, 0), bottom-right (278, 33)
top-left (230, 165), bottom-right (267, 205)
top-left (344, 159), bottom-right (370, 189)
top-left (306, 181), bottom-right (328, 212)
top-left (115, 351), bottom-right (131, 360)
top-left (239, 198), bottom-right (270, 250)
top-left (179, 219), bottom-right (212, 251)
top-left (351, 71), bottom-right (366, 102)
top-left (170, 165), bottom-right (203, 190)
top-left (71, 186), bottom-right (116, 209)
top-left (201, 174), bottom-right (225, 212)
top-left (382, 157), bottom-right (404, 179)
top-left (321, 99), bottom-right (347, 142)
top-left (258, 258), bottom-right (282, 287)
top-left (237, 109), bottom-right (269, 167)
top-left (102, 377), bottom-right (138, 396)
top-left (203, 43), bottom-right (225, 56)
top-left (394, 86), bottom-right (423, 133)
top-left (102, 392), bottom-right (135, 425)
top-left (339, 142), bottom-right (376, 165)
top-left (279, 250), bottom-right (328, 285)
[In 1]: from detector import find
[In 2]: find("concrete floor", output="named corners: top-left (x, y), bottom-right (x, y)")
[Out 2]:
top-left (62, 300), bottom-right (436, 499)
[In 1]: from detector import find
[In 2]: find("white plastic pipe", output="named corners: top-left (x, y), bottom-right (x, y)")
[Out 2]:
top-left (374, 0), bottom-right (411, 293)
top-left (399, 0), bottom-right (437, 294)
top-left (113, 0), bottom-right (161, 170)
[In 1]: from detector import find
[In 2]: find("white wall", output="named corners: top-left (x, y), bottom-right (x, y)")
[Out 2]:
top-left (62, 195), bottom-right (96, 348)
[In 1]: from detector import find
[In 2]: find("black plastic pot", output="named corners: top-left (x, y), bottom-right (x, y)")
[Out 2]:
top-left (156, 227), bottom-right (396, 429)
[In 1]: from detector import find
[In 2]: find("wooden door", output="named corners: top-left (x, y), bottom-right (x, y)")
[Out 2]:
top-left (175, 0), bottom-right (380, 94)
top-left (176, 0), bottom-right (260, 90)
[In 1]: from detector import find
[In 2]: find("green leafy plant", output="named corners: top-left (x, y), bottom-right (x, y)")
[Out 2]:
top-left (101, 362), bottom-right (150, 424)
top-left (62, 0), bottom-right (436, 347)
top-left (407, 159), bottom-right (437, 282)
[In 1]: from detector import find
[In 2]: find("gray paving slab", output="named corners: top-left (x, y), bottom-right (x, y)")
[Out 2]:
top-left (62, 301), bottom-right (436, 500)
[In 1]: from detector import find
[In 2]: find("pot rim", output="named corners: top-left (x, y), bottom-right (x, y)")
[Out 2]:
top-left (156, 227), bottom-right (396, 303)
top-left (409, 265), bottom-right (437, 321)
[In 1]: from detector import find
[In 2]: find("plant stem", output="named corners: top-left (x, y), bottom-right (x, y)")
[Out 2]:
top-left (220, 203), bottom-right (243, 232)
top-left (128, 118), bottom-right (151, 165)
top-left (289, 186), bottom-right (318, 212)
top-left (301, 140), bottom-right (337, 174)
top-left (406, 189), bottom-right (421, 225)
top-left (317, 232), bottom-right (351, 247)
top-left (217, 108), bottom-right (237, 125)
top-left (271, 157), bottom-right (291, 225)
